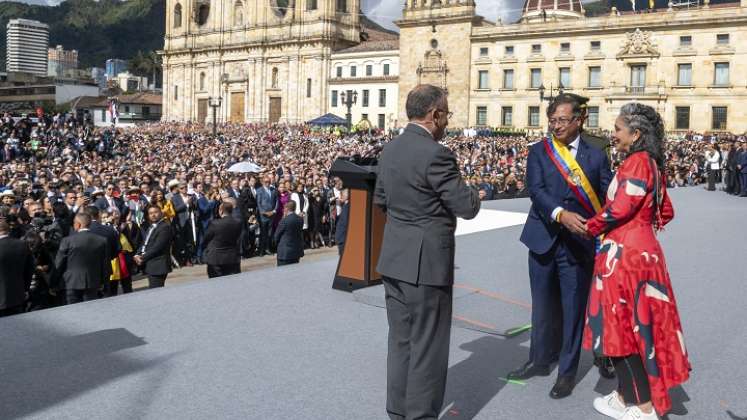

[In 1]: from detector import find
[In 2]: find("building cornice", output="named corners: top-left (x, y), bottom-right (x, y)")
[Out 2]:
top-left (328, 76), bottom-right (399, 85)
top-left (162, 36), bottom-right (336, 57)
top-left (331, 50), bottom-right (399, 60)
top-left (396, 14), bottom-right (483, 29)
top-left (471, 8), bottom-right (747, 42)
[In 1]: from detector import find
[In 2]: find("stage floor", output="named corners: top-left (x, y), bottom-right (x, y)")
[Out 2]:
top-left (1, 188), bottom-right (745, 420)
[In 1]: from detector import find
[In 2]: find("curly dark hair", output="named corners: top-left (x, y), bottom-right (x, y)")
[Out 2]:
top-left (618, 102), bottom-right (666, 170)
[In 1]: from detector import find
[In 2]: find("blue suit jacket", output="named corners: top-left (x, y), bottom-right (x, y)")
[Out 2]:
top-left (520, 138), bottom-right (613, 260)
top-left (738, 150), bottom-right (747, 174)
top-left (255, 186), bottom-right (278, 222)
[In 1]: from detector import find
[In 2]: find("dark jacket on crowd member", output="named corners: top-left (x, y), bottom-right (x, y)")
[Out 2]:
top-left (89, 220), bottom-right (120, 265)
top-left (273, 213), bottom-right (304, 261)
top-left (239, 187), bottom-right (258, 219)
top-left (94, 195), bottom-right (126, 216)
top-left (203, 216), bottom-right (243, 266)
top-left (0, 235), bottom-right (34, 310)
top-left (171, 193), bottom-right (193, 228)
top-left (374, 124), bottom-right (481, 286)
top-left (54, 230), bottom-right (109, 291)
top-left (139, 220), bottom-right (173, 276)
top-left (335, 201), bottom-right (349, 246)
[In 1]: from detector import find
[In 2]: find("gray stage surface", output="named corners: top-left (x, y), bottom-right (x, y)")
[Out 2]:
top-left (1, 188), bottom-right (745, 420)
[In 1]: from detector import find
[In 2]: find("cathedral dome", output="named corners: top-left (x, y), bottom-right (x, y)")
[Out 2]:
top-left (521, 0), bottom-right (585, 22)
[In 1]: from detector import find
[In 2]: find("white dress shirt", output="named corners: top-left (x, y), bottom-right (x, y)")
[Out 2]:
top-left (551, 135), bottom-right (581, 222)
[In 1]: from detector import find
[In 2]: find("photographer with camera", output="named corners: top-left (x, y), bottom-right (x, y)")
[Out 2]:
top-left (0, 220), bottom-right (34, 316)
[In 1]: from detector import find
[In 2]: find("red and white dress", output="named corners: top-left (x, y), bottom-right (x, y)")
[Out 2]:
top-left (583, 151), bottom-right (691, 415)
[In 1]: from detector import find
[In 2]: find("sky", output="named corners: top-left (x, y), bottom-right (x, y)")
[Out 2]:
top-left (9, 0), bottom-right (524, 27)
top-left (361, 0), bottom-right (526, 30)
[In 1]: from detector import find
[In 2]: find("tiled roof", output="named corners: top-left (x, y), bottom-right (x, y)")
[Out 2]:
top-left (70, 92), bottom-right (162, 108)
top-left (334, 14), bottom-right (400, 54)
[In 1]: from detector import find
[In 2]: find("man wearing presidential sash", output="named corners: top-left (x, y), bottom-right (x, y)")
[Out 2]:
top-left (511, 94), bottom-right (613, 399)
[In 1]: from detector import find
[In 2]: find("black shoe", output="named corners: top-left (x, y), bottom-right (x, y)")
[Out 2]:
top-left (549, 376), bottom-right (575, 399)
top-left (507, 361), bottom-right (551, 380)
top-left (596, 357), bottom-right (616, 379)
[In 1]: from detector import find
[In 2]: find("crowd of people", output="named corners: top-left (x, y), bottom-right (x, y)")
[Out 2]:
top-left (1, 110), bottom-right (746, 316)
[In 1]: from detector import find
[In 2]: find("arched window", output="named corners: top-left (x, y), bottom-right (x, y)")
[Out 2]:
top-left (197, 3), bottom-right (210, 26)
top-left (336, 0), bottom-right (346, 12)
top-left (234, 1), bottom-right (244, 26)
top-left (307, 0), bottom-right (317, 10)
top-left (271, 67), bottom-right (278, 88)
top-left (199, 72), bottom-right (206, 91)
top-left (174, 3), bottom-right (182, 28)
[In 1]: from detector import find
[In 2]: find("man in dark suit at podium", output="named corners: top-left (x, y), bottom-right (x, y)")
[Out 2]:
top-left (374, 84), bottom-right (481, 420)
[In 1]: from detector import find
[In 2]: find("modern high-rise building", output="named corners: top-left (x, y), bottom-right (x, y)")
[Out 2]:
top-left (105, 59), bottom-right (128, 80)
top-left (91, 67), bottom-right (107, 89)
top-left (6, 19), bottom-right (49, 77)
top-left (47, 45), bottom-right (78, 77)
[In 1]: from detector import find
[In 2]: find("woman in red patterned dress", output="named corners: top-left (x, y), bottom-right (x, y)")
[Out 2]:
top-left (583, 103), bottom-right (691, 420)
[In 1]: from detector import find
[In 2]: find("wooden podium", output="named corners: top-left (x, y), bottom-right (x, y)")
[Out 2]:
top-left (330, 157), bottom-right (386, 292)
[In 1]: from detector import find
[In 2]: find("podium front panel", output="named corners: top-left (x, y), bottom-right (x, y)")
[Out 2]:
top-left (337, 189), bottom-right (368, 281)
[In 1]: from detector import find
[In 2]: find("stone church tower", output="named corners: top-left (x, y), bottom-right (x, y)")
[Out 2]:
top-left (396, 0), bottom-right (480, 128)
top-left (162, 0), bottom-right (361, 123)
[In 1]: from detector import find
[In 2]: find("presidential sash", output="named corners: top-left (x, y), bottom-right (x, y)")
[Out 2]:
top-left (543, 136), bottom-right (602, 216)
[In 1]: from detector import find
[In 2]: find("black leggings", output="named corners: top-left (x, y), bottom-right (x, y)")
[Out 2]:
top-left (612, 355), bottom-right (651, 405)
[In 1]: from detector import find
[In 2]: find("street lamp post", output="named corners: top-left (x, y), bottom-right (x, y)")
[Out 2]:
top-left (208, 96), bottom-right (222, 137)
top-left (340, 90), bottom-right (358, 130)
top-left (538, 82), bottom-right (564, 103)
top-left (538, 82), bottom-right (564, 134)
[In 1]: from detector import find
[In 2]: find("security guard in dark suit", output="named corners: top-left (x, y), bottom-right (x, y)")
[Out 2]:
top-left (374, 85), bottom-right (481, 420)
top-left (55, 213), bottom-right (110, 304)
top-left (134, 206), bottom-right (173, 288)
top-left (203, 200), bottom-right (243, 278)
top-left (273, 201), bottom-right (305, 266)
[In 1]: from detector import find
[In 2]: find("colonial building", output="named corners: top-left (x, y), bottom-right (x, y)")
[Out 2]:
top-left (162, 0), bottom-right (747, 133)
top-left (399, 0), bottom-right (747, 133)
top-left (328, 31), bottom-right (399, 130)
top-left (161, 0), bottom-right (367, 124)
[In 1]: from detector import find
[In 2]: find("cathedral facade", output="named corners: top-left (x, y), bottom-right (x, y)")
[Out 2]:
top-left (161, 0), bottom-right (363, 124)
top-left (162, 0), bottom-right (747, 133)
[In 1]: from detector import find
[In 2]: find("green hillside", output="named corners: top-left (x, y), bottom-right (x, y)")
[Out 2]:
top-left (0, 0), bottom-right (165, 71)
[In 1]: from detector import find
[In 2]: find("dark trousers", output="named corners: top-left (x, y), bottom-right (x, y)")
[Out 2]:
top-left (0, 305), bottom-right (24, 317)
top-left (740, 173), bottom-right (747, 196)
top-left (383, 276), bottom-right (452, 420)
top-left (338, 243), bottom-right (345, 256)
top-left (707, 169), bottom-right (716, 191)
top-left (107, 277), bottom-right (133, 297)
top-left (241, 222), bottom-right (257, 258)
top-left (277, 258), bottom-right (299, 266)
top-left (259, 218), bottom-right (273, 254)
top-left (612, 354), bottom-right (651, 405)
top-left (207, 263), bottom-right (241, 278)
top-left (66, 288), bottom-right (98, 304)
top-left (148, 275), bottom-right (167, 289)
top-left (528, 242), bottom-right (593, 378)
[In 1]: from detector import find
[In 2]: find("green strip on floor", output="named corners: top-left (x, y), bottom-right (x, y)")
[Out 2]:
top-left (498, 377), bottom-right (527, 386)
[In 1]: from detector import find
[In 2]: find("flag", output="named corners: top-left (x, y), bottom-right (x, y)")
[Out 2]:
top-left (108, 98), bottom-right (119, 125)
top-left (630, 0), bottom-right (636, 10)
top-left (649, 0), bottom-right (654, 8)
